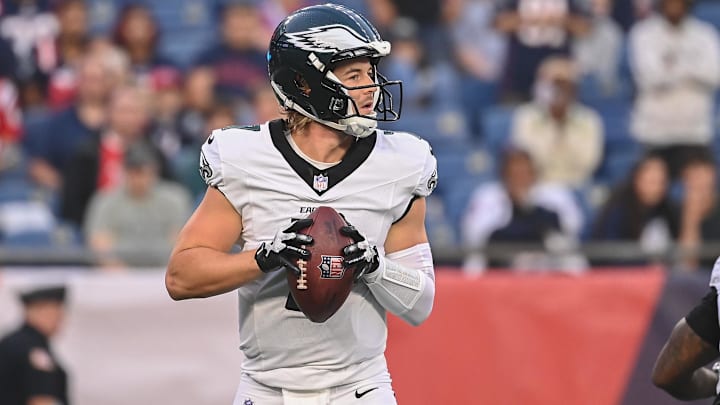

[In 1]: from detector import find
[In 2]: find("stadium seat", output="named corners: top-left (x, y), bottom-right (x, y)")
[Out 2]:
top-left (617, 39), bottom-right (635, 98)
top-left (159, 28), bottom-right (216, 67)
top-left (0, 200), bottom-right (56, 246)
top-left (150, 0), bottom-right (216, 67)
top-left (572, 185), bottom-right (604, 241)
top-left (587, 98), bottom-right (640, 185)
top-left (0, 178), bottom-right (33, 203)
top-left (594, 140), bottom-right (642, 186)
top-left (2, 230), bottom-right (54, 247)
top-left (431, 145), bottom-right (496, 241)
top-left (433, 146), bottom-right (494, 196)
top-left (577, 73), bottom-right (633, 105)
top-left (694, 1), bottom-right (720, 31)
top-left (480, 105), bottom-right (515, 156)
top-left (383, 108), bottom-right (471, 150)
top-left (425, 195), bottom-right (457, 248)
top-left (442, 177), bottom-right (490, 241)
top-left (588, 99), bottom-right (633, 142)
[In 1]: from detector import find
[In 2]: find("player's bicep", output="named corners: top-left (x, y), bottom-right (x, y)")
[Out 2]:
top-left (384, 197), bottom-right (428, 254)
top-left (653, 317), bottom-right (719, 387)
top-left (172, 187), bottom-right (243, 254)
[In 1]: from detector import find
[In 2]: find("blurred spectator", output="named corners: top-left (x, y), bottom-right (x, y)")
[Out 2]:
top-left (367, 0), bottom-right (396, 36)
top-left (461, 148), bottom-right (585, 272)
top-left (0, 27), bottom-right (22, 138)
top-left (111, 3), bottom-right (179, 87)
top-left (494, 0), bottom-right (590, 101)
top-left (84, 38), bottom-right (131, 93)
top-left (629, 0), bottom-right (720, 178)
top-left (176, 67), bottom-right (216, 144)
top-left (510, 56), bottom-right (604, 188)
top-left (591, 153), bottom-right (680, 257)
top-left (611, 0), bottom-right (654, 32)
top-left (148, 66), bottom-right (185, 161)
top-left (0, 0), bottom-right (58, 81)
top-left (573, 0), bottom-right (623, 97)
top-left (249, 84), bottom-right (282, 124)
top-left (84, 142), bottom-right (191, 268)
top-left (381, 18), bottom-right (460, 112)
top-left (447, 0), bottom-right (506, 133)
top-left (204, 103), bottom-right (235, 135)
top-left (50, 0), bottom-right (87, 64)
top-left (43, 0), bottom-right (91, 109)
top-left (0, 34), bottom-right (18, 82)
top-left (25, 52), bottom-right (112, 191)
top-left (60, 85), bottom-right (173, 226)
top-left (0, 34), bottom-right (20, 152)
top-left (0, 76), bottom-right (23, 172)
top-left (193, 2), bottom-right (267, 101)
top-left (258, 0), bottom-right (315, 43)
top-left (676, 155), bottom-right (720, 270)
top-left (0, 283), bottom-right (70, 405)
top-left (368, 0), bottom-right (450, 60)
top-left (174, 101), bottom-right (235, 199)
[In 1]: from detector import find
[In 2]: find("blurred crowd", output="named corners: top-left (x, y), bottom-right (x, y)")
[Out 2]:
top-left (0, 0), bottom-right (719, 273)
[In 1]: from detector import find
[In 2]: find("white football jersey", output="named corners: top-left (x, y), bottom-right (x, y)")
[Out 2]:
top-left (199, 120), bottom-right (437, 390)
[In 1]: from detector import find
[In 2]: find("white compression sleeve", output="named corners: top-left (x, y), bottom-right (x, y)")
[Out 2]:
top-left (362, 243), bottom-right (435, 326)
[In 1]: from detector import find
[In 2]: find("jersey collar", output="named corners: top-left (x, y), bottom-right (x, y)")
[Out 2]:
top-left (269, 119), bottom-right (376, 196)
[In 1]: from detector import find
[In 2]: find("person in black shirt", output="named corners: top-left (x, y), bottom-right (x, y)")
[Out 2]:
top-left (0, 285), bottom-right (69, 405)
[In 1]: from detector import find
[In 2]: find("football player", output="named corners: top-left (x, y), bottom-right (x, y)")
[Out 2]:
top-left (165, 4), bottom-right (437, 405)
top-left (652, 259), bottom-right (720, 403)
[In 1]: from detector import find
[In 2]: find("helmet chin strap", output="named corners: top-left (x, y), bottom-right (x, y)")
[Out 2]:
top-left (338, 116), bottom-right (377, 138)
top-left (270, 80), bottom-right (378, 138)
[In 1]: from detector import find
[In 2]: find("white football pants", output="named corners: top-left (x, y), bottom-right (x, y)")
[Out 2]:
top-left (232, 371), bottom-right (397, 405)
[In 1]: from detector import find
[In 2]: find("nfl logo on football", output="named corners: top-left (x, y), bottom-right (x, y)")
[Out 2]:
top-left (319, 255), bottom-right (345, 278)
top-left (313, 174), bottom-right (328, 192)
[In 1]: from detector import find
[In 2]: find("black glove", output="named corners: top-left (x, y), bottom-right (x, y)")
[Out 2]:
top-left (255, 218), bottom-right (313, 276)
top-left (340, 224), bottom-right (380, 281)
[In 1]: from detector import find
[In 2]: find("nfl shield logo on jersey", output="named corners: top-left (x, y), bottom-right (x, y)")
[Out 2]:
top-left (318, 255), bottom-right (345, 278)
top-left (313, 174), bottom-right (328, 192)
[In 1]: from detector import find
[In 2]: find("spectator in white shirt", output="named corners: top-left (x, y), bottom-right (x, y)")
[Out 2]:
top-left (461, 148), bottom-right (586, 272)
top-left (629, 0), bottom-right (720, 177)
top-left (510, 56), bottom-right (605, 188)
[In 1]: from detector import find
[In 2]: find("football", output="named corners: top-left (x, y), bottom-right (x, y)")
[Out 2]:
top-left (287, 206), bottom-right (355, 323)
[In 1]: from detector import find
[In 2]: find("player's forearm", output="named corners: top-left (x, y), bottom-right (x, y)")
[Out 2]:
top-left (653, 318), bottom-right (720, 399)
top-left (657, 367), bottom-right (717, 400)
top-left (363, 243), bottom-right (435, 326)
top-left (166, 247), bottom-right (262, 300)
top-left (365, 264), bottom-right (434, 326)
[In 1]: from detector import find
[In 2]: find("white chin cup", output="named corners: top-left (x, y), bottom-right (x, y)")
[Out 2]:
top-left (338, 116), bottom-right (377, 138)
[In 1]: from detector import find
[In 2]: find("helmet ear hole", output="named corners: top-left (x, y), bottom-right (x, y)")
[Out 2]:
top-left (294, 74), bottom-right (311, 97)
